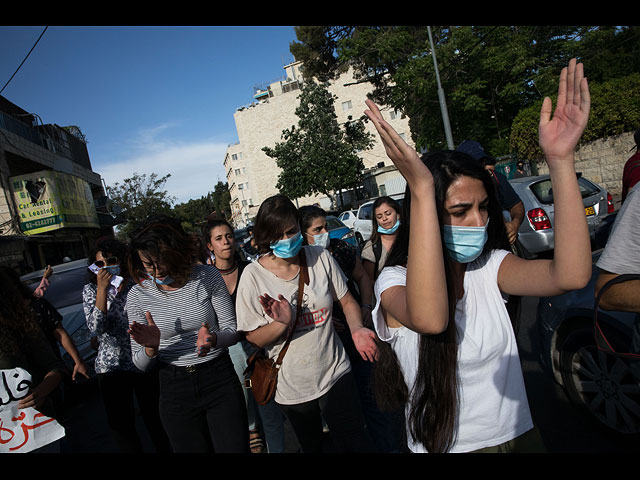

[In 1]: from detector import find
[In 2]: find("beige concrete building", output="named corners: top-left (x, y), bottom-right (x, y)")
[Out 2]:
top-left (224, 60), bottom-right (414, 228)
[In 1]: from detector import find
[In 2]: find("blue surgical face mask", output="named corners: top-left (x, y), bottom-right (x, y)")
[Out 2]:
top-left (103, 265), bottom-right (121, 276)
top-left (307, 231), bottom-right (330, 249)
top-left (147, 273), bottom-right (175, 285)
top-left (443, 219), bottom-right (489, 263)
top-left (270, 231), bottom-right (303, 258)
top-left (378, 219), bottom-right (400, 235)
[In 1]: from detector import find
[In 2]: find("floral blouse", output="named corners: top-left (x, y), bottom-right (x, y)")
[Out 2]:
top-left (82, 280), bottom-right (138, 374)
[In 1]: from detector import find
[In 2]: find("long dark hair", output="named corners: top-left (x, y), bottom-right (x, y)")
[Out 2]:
top-left (253, 195), bottom-right (299, 254)
top-left (369, 196), bottom-right (402, 244)
top-left (127, 215), bottom-right (200, 286)
top-left (373, 150), bottom-right (508, 453)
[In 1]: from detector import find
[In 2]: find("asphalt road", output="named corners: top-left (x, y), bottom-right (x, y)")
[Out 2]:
top-left (52, 294), bottom-right (639, 454)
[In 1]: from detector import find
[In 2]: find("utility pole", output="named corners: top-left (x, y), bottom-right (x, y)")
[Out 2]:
top-left (427, 26), bottom-right (454, 150)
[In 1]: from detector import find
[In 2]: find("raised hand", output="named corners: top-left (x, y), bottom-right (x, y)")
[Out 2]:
top-left (364, 99), bottom-right (433, 188)
top-left (539, 58), bottom-right (590, 167)
top-left (129, 311), bottom-right (161, 349)
top-left (259, 293), bottom-right (293, 326)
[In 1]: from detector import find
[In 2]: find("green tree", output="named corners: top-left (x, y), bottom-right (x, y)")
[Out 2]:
top-left (291, 26), bottom-right (639, 158)
top-left (172, 181), bottom-right (232, 234)
top-left (106, 172), bottom-right (175, 239)
top-left (262, 80), bottom-right (374, 207)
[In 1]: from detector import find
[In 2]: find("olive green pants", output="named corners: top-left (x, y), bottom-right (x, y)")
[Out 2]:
top-left (470, 426), bottom-right (546, 453)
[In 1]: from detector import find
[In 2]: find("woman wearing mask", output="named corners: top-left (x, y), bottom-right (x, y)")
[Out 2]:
top-left (361, 196), bottom-right (402, 281)
top-left (127, 216), bottom-right (249, 453)
top-left (203, 219), bottom-right (285, 453)
top-left (365, 59), bottom-right (592, 452)
top-left (82, 236), bottom-right (170, 453)
top-left (298, 205), bottom-right (406, 452)
top-left (235, 195), bottom-right (378, 453)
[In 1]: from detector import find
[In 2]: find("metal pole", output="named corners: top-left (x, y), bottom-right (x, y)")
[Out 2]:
top-left (427, 26), bottom-right (454, 150)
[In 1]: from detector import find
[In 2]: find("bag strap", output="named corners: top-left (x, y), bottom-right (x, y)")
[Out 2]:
top-left (593, 273), bottom-right (640, 358)
top-left (273, 249), bottom-right (309, 367)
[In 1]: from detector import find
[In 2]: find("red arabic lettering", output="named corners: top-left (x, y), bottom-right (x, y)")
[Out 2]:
top-left (297, 308), bottom-right (329, 328)
top-left (7, 410), bottom-right (56, 451)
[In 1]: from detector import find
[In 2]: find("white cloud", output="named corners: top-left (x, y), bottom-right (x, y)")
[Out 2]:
top-left (96, 124), bottom-right (230, 205)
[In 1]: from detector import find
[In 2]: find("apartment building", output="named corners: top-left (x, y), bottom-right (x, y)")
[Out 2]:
top-left (225, 60), bottom-right (414, 228)
top-left (0, 95), bottom-right (114, 273)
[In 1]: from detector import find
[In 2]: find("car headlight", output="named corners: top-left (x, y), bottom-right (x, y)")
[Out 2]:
top-left (341, 231), bottom-right (355, 240)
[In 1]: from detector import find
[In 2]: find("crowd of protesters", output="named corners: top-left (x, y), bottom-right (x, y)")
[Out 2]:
top-left (1, 58), bottom-right (605, 453)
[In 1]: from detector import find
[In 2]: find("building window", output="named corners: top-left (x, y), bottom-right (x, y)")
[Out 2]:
top-left (235, 169), bottom-right (241, 175)
top-left (342, 100), bottom-right (352, 112)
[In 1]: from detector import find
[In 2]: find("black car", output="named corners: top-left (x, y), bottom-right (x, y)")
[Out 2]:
top-left (536, 250), bottom-right (640, 434)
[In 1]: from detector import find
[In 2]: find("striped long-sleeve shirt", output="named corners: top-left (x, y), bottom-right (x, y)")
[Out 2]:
top-left (126, 264), bottom-right (239, 371)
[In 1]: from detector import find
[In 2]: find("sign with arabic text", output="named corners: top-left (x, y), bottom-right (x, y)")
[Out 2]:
top-left (0, 368), bottom-right (65, 453)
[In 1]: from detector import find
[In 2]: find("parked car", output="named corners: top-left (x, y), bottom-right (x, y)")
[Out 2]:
top-left (508, 174), bottom-right (614, 258)
top-left (537, 249), bottom-right (640, 435)
top-left (20, 259), bottom-right (97, 377)
top-left (326, 215), bottom-right (358, 247)
top-left (352, 193), bottom-right (405, 247)
top-left (337, 210), bottom-right (358, 229)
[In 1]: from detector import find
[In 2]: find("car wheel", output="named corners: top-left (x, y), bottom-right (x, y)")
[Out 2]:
top-left (559, 325), bottom-right (640, 434)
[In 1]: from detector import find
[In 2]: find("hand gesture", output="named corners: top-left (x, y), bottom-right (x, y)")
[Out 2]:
top-left (259, 293), bottom-right (293, 326)
top-left (72, 361), bottom-right (90, 381)
top-left (96, 268), bottom-right (113, 291)
top-left (364, 99), bottom-right (433, 188)
top-left (43, 265), bottom-right (53, 279)
top-left (129, 311), bottom-right (161, 349)
top-left (196, 323), bottom-right (216, 357)
top-left (539, 58), bottom-right (590, 167)
top-left (351, 326), bottom-right (379, 362)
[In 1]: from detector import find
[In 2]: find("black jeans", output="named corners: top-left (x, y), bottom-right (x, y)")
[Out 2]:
top-left (98, 368), bottom-right (171, 453)
top-left (158, 353), bottom-right (249, 453)
top-left (277, 370), bottom-right (375, 453)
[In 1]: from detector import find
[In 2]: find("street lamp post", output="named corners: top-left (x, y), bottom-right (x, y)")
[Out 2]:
top-left (427, 26), bottom-right (454, 150)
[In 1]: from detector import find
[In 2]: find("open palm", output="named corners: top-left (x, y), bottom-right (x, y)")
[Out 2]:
top-left (539, 58), bottom-right (590, 165)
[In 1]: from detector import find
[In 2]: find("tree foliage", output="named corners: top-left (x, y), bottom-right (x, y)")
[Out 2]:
top-left (106, 172), bottom-right (175, 239)
top-left (291, 26), bottom-right (640, 159)
top-left (262, 80), bottom-right (374, 206)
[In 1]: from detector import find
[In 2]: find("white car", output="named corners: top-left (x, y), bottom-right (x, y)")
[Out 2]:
top-left (352, 194), bottom-right (404, 246)
top-left (337, 210), bottom-right (357, 229)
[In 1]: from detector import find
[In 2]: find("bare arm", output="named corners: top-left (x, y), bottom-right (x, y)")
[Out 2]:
top-left (351, 257), bottom-right (374, 326)
top-left (339, 291), bottom-right (378, 361)
top-left (498, 59), bottom-right (592, 297)
top-left (365, 100), bottom-right (448, 334)
top-left (244, 294), bottom-right (292, 348)
top-left (595, 270), bottom-right (640, 313)
top-left (53, 327), bottom-right (90, 380)
top-left (505, 201), bottom-right (525, 244)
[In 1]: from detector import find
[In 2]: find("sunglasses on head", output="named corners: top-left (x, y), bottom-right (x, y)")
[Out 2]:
top-left (94, 257), bottom-right (118, 268)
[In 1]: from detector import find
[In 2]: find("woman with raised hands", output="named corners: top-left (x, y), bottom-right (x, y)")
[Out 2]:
top-left (364, 58), bottom-right (591, 453)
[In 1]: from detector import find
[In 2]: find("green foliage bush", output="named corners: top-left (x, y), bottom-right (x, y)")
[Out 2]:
top-left (509, 73), bottom-right (640, 162)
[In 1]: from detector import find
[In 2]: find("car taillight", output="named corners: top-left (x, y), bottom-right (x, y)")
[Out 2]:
top-left (606, 192), bottom-right (615, 214)
top-left (527, 208), bottom-right (552, 230)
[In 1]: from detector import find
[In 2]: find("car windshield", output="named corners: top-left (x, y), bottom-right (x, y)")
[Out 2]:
top-left (530, 177), bottom-right (600, 204)
top-left (23, 266), bottom-right (90, 309)
top-left (326, 217), bottom-right (344, 230)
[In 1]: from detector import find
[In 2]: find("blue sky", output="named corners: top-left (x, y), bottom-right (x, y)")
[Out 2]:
top-left (0, 25), bottom-right (299, 204)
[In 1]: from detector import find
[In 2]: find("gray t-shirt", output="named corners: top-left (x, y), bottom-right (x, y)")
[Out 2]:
top-left (235, 245), bottom-right (351, 405)
top-left (597, 184), bottom-right (640, 275)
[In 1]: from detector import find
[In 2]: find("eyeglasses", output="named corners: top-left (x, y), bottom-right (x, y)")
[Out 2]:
top-left (94, 257), bottom-right (118, 268)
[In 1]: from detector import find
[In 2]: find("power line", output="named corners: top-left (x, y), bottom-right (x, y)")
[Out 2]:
top-left (0, 26), bottom-right (48, 95)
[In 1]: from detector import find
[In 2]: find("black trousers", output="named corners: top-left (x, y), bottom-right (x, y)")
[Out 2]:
top-left (158, 353), bottom-right (250, 453)
top-left (98, 368), bottom-right (171, 453)
top-left (277, 370), bottom-right (375, 453)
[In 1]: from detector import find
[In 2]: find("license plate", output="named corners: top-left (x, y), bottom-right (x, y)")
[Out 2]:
top-left (585, 206), bottom-right (595, 216)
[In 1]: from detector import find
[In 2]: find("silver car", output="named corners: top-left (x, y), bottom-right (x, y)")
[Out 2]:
top-left (508, 174), bottom-right (615, 258)
top-left (21, 259), bottom-right (97, 376)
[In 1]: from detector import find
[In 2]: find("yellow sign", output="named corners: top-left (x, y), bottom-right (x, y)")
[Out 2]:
top-left (10, 170), bottom-right (100, 235)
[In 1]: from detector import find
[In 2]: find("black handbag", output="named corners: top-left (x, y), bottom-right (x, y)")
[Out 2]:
top-left (244, 251), bottom-right (309, 405)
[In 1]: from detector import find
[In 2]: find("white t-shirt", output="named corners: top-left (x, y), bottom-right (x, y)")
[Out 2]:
top-left (235, 245), bottom-right (351, 405)
top-left (372, 249), bottom-right (533, 453)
